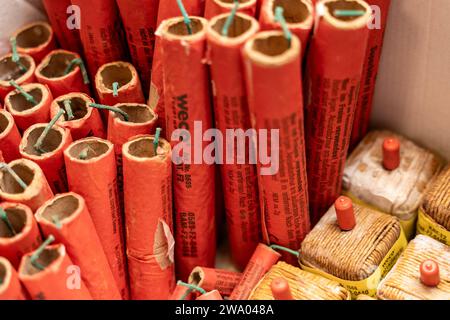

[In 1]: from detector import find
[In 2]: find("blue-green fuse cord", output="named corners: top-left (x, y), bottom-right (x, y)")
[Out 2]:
top-left (30, 235), bottom-right (55, 270)
top-left (334, 9), bottom-right (366, 17)
top-left (0, 163), bottom-right (28, 190)
top-left (34, 109), bottom-right (66, 154)
top-left (176, 0), bottom-right (193, 34)
top-left (274, 7), bottom-right (292, 46)
top-left (63, 99), bottom-right (74, 120)
top-left (153, 128), bottom-right (162, 154)
top-left (9, 80), bottom-right (38, 105)
top-left (221, 0), bottom-right (240, 37)
top-left (0, 207), bottom-right (16, 236)
top-left (270, 244), bottom-right (300, 257)
top-left (112, 82), bottom-right (119, 97)
top-left (89, 103), bottom-right (130, 122)
top-left (9, 37), bottom-right (27, 73)
top-left (177, 281), bottom-right (206, 300)
top-left (64, 58), bottom-right (90, 84)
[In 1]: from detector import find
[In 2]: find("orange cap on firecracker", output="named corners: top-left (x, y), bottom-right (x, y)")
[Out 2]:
top-left (271, 278), bottom-right (293, 300)
top-left (383, 137), bottom-right (400, 170)
top-left (420, 260), bottom-right (440, 287)
top-left (335, 196), bottom-right (356, 231)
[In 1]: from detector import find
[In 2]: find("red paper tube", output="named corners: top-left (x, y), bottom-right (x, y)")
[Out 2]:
top-left (149, 0), bottom-right (205, 133)
top-left (35, 50), bottom-right (90, 98)
top-left (95, 61), bottom-right (145, 107)
top-left (12, 22), bottom-right (57, 64)
top-left (169, 282), bottom-right (195, 300)
top-left (197, 290), bottom-right (224, 300)
top-left (123, 136), bottom-right (175, 299)
top-left (71, 0), bottom-right (128, 78)
top-left (4, 83), bottom-right (52, 132)
top-left (19, 243), bottom-right (92, 300)
top-left (259, 0), bottom-right (314, 59)
top-left (20, 124), bottom-right (72, 194)
top-left (189, 267), bottom-right (242, 296)
top-left (42, 0), bottom-right (83, 52)
top-left (0, 257), bottom-right (27, 300)
top-left (0, 202), bottom-right (42, 268)
top-left (242, 31), bottom-right (311, 258)
top-left (116, 0), bottom-right (159, 95)
top-left (0, 110), bottom-right (21, 162)
top-left (0, 53), bottom-right (36, 103)
top-left (350, 0), bottom-right (392, 150)
top-left (51, 93), bottom-right (105, 140)
top-left (161, 16), bottom-right (216, 281)
top-left (35, 193), bottom-right (121, 300)
top-left (229, 244), bottom-right (281, 300)
top-left (0, 159), bottom-right (54, 212)
top-left (64, 137), bottom-right (128, 299)
top-left (204, 0), bottom-right (258, 19)
top-left (304, 0), bottom-right (371, 224)
top-left (0, 151), bottom-right (4, 162)
top-left (206, 13), bottom-right (261, 269)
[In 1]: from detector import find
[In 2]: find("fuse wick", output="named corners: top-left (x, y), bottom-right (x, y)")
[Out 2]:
top-left (274, 7), bottom-right (292, 46)
top-left (9, 80), bottom-right (38, 105)
top-left (89, 103), bottom-right (130, 122)
top-left (63, 99), bottom-right (75, 120)
top-left (270, 244), bottom-right (299, 257)
top-left (334, 10), bottom-right (366, 17)
top-left (30, 235), bottom-right (55, 271)
top-left (112, 82), bottom-right (120, 97)
top-left (0, 163), bottom-right (28, 190)
top-left (34, 109), bottom-right (66, 154)
top-left (64, 58), bottom-right (90, 84)
top-left (176, 0), bottom-right (193, 35)
top-left (221, 0), bottom-right (239, 37)
top-left (52, 216), bottom-right (62, 229)
top-left (177, 281), bottom-right (207, 297)
top-left (0, 207), bottom-right (17, 236)
top-left (153, 128), bottom-right (162, 154)
top-left (9, 37), bottom-right (27, 73)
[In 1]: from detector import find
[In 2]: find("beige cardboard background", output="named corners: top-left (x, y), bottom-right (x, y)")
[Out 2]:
top-left (372, 0), bottom-right (450, 160)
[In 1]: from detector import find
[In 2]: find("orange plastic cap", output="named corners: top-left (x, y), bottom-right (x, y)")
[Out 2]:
top-left (382, 137), bottom-right (400, 170)
top-left (335, 196), bottom-right (356, 231)
top-left (420, 260), bottom-right (440, 287)
top-left (271, 278), bottom-right (293, 300)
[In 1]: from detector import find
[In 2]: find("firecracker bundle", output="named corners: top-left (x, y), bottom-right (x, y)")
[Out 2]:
top-left (0, 0), bottom-right (449, 302)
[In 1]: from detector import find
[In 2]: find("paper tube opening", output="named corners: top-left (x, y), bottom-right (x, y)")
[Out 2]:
top-left (0, 207), bottom-right (26, 238)
top-left (16, 23), bottom-right (51, 49)
top-left (217, 0), bottom-right (252, 5)
top-left (253, 34), bottom-right (292, 56)
top-left (39, 52), bottom-right (78, 78)
top-left (325, 0), bottom-right (368, 22)
top-left (57, 97), bottom-right (89, 121)
top-left (23, 126), bottom-right (63, 156)
top-left (0, 164), bottom-right (34, 194)
top-left (40, 194), bottom-right (79, 224)
top-left (272, 0), bottom-right (310, 23)
top-left (168, 18), bottom-right (204, 36)
top-left (212, 14), bottom-right (252, 39)
top-left (0, 112), bottom-right (11, 135)
top-left (188, 267), bottom-right (204, 286)
top-left (115, 105), bottom-right (155, 123)
top-left (8, 88), bottom-right (43, 112)
top-left (0, 56), bottom-right (32, 82)
top-left (0, 261), bottom-right (6, 285)
top-left (99, 64), bottom-right (133, 90)
top-left (127, 137), bottom-right (167, 158)
top-left (69, 139), bottom-right (110, 160)
top-left (22, 247), bottom-right (60, 276)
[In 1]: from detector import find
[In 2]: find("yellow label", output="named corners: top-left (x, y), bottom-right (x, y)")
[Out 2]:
top-left (344, 191), bottom-right (416, 240)
top-left (299, 231), bottom-right (407, 299)
top-left (417, 208), bottom-right (450, 246)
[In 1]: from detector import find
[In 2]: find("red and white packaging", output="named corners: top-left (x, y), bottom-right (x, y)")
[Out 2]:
top-left (0, 54), bottom-right (36, 103)
top-left (303, 0), bottom-right (371, 224)
top-left (204, 0), bottom-right (258, 19)
top-left (160, 16), bottom-right (216, 281)
top-left (206, 13), bottom-right (261, 269)
top-left (4, 83), bottom-right (52, 132)
top-left (0, 109), bottom-right (22, 162)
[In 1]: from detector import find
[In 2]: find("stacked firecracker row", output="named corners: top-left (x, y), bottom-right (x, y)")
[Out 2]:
top-left (0, 0), bottom-right (449, 300)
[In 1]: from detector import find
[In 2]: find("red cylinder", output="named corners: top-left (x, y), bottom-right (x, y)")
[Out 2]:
top-left (20, 124), bottom-right (72, 194)
top-left (0, 110), bottom-right (22, 162)
top-left (116, 0), bottom-right (159, 95)
top-left (0, 54), bottom-right (36, 103)
top-left (12, 22), bottom-right (57, 64)
top-left (18, 243), bottom-right (92, 300)
top-left (334, 196), bottom-right (356, 231)
top-left (42, 0), bottom-right (83, 52)
top-left (50, 93), bottom-right (106, 140)
top-left (0, 202), bottom-right (42, 268)
top-left (304, 0), bottom-right (371, 225)
top-left (271, 277), bottom-right (294, 300)
top-left (71, 0), bottom-right (128, 78)
top-left (161, 16), bottom-right (216, 281)
top-left (350, 0), bottom-right (392, 150)
top-left (243, 31), bottom-right (310, 260)
top-left (420, 260), bottom-right (440, 287)
top-left (206, 13), bottom-right (261, 269)
top-left (35, 50), bottom-right (90, 98)
top-left (204, 0), bottom-right (257, 19)
top-left (0, 159), bottom-right (54, 212)
top-left (64, 137), bottom-right (128, 299)
top-left (35, 193), bottom-right (122, 300)
top-left (382, 137), bottom-right (400, 170)
top-left (4, 83), bottom-right (52, 132)
top-left (229, 244), bottom-right (281, 300)
top-left (0, 257), bottom-right (27, 300)
top-left (149, 0), bottom-right (205, 133)
top-left (189, 267), bottom-right (242, 297)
